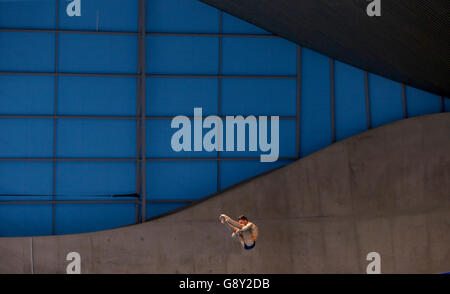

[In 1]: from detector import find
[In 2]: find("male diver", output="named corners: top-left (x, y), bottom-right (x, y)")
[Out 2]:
top-left (219, 214), bottom-right (258, 250)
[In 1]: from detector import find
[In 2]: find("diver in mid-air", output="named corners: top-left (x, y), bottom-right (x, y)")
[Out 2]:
top-left (219, 214), bottom-right (258, 250)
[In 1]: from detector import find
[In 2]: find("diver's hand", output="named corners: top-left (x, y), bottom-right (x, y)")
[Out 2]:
top-left (219, 214), bottom-right (227, 223)
top-left (219, 214), bottom-right (229, 222)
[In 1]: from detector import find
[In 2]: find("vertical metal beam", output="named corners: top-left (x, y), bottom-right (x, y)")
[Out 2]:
top-left (217, 11), bottom-right (223, 192)
top-left (330, 58), bottom-right (336, 143)
top-left (364, 71), bottom-right (371, 130)
top-left (138, 0), bottom-right (147, 222)
top-left (296, 45), bottom-right (301, 159)
top-left (135, 19), bottom-right (143, 225)
top-left (52, 0), bottom-right (60, 235)
top-left (401, 84), bottom-right (407, 119)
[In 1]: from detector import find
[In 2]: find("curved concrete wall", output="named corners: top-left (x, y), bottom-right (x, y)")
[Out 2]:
top-left (1, 113), bottom-right (449, 274)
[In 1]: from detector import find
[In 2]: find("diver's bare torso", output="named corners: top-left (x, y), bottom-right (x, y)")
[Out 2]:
top-left (220, 214), bottom-right (258, 250)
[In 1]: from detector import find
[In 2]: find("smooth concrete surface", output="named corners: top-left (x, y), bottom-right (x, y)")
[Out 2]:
top-left (0, 113), bottom-right (449, 274)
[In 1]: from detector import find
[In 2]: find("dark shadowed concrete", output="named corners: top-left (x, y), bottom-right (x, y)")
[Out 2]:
top-left (201, 0), bottom-right (450, 97)
top-left (0, 113), bottom-right (449, 274)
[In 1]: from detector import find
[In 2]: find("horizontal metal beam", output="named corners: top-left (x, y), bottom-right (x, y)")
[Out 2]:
top-left (148, 74), bottom-right (296, 79)
top-left (147, 32), bottom-right (278, 38)
top-left (0, 200), bottom-right (138, 205)
top-left (0, 28), bottom-right (278, 38)
top-left (0, 115), bottom-right (296, 120)
top-left (0, 72), bottom-right (137, 77)
top-left (0, 199), bottom-right (196, 205)
top-left (0, 72), bottom-right (297, 79)
top-left (0, 157), bottom-right (297, 162)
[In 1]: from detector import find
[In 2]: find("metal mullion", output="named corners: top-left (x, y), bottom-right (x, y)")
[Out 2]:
top-left (296, 45), bottom-right (301, 159)
top-left (217, 11), bottom-right (223, 193)
top-left (52, 0), bottom-right (59, 235)
top-left (135, 13), bottom-right (143, 225)
top-left (330, 58), bottom-right (336, 143)
top-left (138, 0), bottom-right (147, 222)
top-left (401, 84), bottom-right (408, 119)
top-left (364, 71), bottom-right (371, 129)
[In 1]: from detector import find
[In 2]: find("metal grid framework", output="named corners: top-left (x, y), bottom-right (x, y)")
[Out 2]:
top-left (0, 2), bottom-right (301, 229)
top-left (0, 1), bottom-right (424, 232)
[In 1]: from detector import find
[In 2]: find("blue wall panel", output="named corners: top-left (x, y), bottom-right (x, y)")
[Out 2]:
top-left (0, 162), bottom-right (53, 195)
top-left (0, 119), bottom-right (53, 157)
top-left (0, 204), bottom-right (52, 237)
top-left (220, 160), bottom-right (292, 190)
top-left (147, 0), bottom-right (219, 33)
top-left (334, 61), bottom-right (367, 140)
top-left (56, 119), bottom-right (136, 158)
top-left (222, 12), bottom-right (270, 35)
top-left (58, 0), bottom-right (138, 32)
top-left (300, 48), bottom-right (331, 157)
top-left (0, 75), bottom-right (54, 115)
top-left (221, 78), bottom-right (296, 116)
top-left (146, 161), bottom-right (217, 200)
top-left (0, 0), bottom-right (56, 29)
top-left (147, 78), bottom-right (218, 116)
top-left (55, 203), bottom-right (136, 235)
top-left (147, 119), bottom-right (218, 158)
top-left (58, 33), bottom-right (137, 73)
top-left (56, 162), bottom-right (136, 196)
top-left (58, 77), bottom-right (136, 116)
top-left (445, 98), bottom-right (450, 112)
top-left (146, 202), bottom-right (190, 220)
top-left (368, 74), bottom-right (404, 128)
top-left (221, 119), bottom-right (296, 158)
top-left (147, 36), bottom-right (218, 74)
top-left (0, 32), bottom-right (55, 72)
top-left (405, 86), bottom-right (441, 117)
top-left (222, 37), bottom-right (297, 75)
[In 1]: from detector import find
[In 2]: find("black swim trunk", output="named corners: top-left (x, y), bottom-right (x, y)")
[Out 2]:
top-left (244, 241), bottom-right (256, 250)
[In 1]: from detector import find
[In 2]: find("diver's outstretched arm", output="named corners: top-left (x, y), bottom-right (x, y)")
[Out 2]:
top-left (220, 214), bottom-right (242, 229)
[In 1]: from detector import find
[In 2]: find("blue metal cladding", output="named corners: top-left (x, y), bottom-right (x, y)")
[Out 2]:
top-left (58, 77), bottom-right (137, 116)
top-left (0, 32), bottom-right (55, 72)
top-left (146, 161), bottom-right (217, 200)
top-left (368, 73), bottom-right (404, 128)
top-left (55, 162), bottom-right (136, 196)
top-left (221, 79), bottom-right (297, 116)
top-left (58, 34), bottom-right (138, 73)
top-left (0, 0), bottom-right (56, 29)
top-left (445, 98), bottom-right (450, 112)
top-left (222, 12), bottom-right (271, 35)
top-left (0, 119), bottom-right (54, 157)
top-left (405, 86), bottom-right (441, 117)
top-left (0, 0), bottom-right (445, 237)
top-left (221, 37), bottom-right (297, 75)
top-left (0, 75), bottom-right (55, 115)
top-left (334, 61), bottom-right (367, 140)
top-left (147, 0), bottom-right (219, 33)
top-left (146, 78), bottom-right (218, 116)
top-left (300, 47), bottom-right (332, 157)
top-left (58, 0), bottom-right (138, 32)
